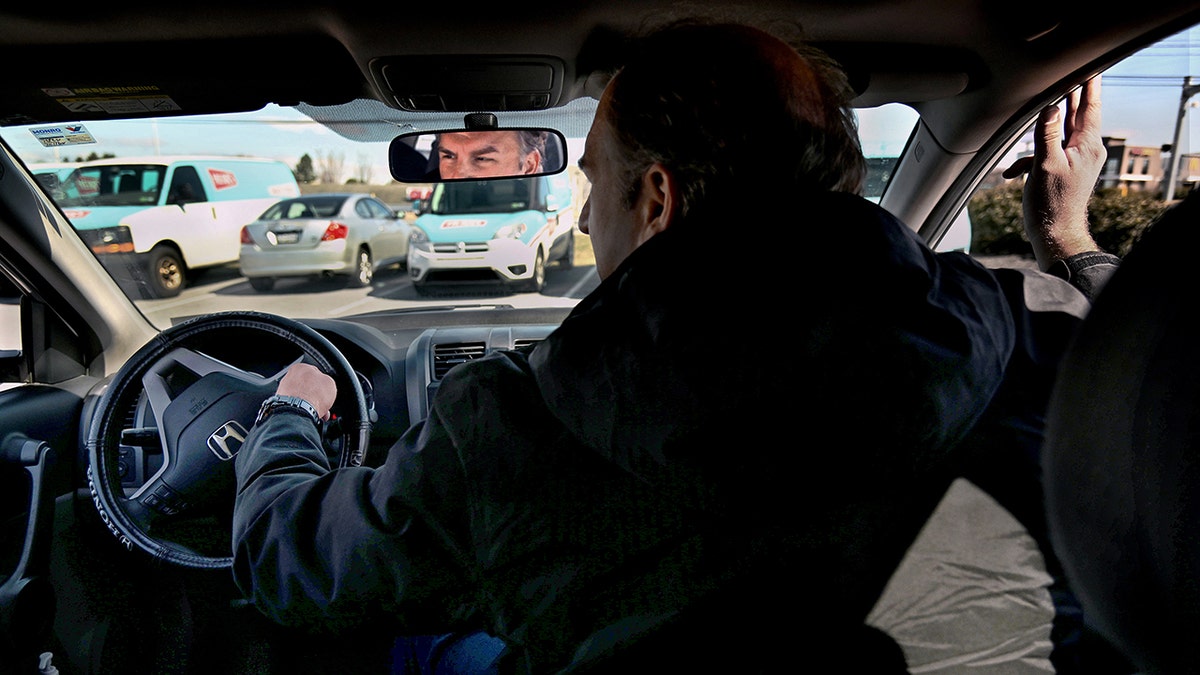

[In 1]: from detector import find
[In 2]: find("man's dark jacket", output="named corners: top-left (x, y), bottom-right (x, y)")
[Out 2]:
top-left (232, 191), bottom-right (1100, 672)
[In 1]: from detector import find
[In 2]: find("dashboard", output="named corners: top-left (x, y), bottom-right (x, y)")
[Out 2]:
top-left (77, 304), bottom-right (573, 497)
top-left (297, 304), bottom-right (571, 465)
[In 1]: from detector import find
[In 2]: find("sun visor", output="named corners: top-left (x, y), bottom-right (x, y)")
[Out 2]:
top-left (851, 72), bottom-right (971, 108)
top-left (295, 97), bottom-right (597, 144)
top-left (0, 34), bottom-right (366, 127)
top-left (817, 42), bottom-right (982, 109)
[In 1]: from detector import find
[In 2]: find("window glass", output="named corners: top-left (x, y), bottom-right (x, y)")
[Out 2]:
top-left (855, 103), bottom-right (919, 202)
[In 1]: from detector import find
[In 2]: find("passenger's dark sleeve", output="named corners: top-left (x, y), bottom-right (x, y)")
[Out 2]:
top-left (231, 405), bottom-right (478, 636)
top-left (955, 266), bottom-right (1137, 673)
top-left (1046, 250), bottom-right (1121, 302)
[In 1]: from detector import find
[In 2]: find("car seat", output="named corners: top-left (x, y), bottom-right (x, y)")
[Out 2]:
top-left (1043, 189), bottom-right (1200, 674)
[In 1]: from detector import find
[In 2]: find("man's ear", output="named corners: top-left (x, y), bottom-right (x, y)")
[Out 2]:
top-left (635, 162), bottom-right (678, 241)
top-left (522, 150), bottom-right (543, 175)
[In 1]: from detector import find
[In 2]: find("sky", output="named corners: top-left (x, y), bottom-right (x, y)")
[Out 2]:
top-left (4, 24), bottom-right (1199, 181)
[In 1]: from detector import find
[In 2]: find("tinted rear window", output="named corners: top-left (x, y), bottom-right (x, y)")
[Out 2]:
top-left (261, 195), bottom-right (348, 220)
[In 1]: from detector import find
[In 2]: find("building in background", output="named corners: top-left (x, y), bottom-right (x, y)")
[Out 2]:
top-left (1099, 137), bottom-right (1165, 193)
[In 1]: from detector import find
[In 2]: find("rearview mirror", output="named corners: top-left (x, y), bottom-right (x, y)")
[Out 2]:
top-left (389, 128), bottom-right (567, 183)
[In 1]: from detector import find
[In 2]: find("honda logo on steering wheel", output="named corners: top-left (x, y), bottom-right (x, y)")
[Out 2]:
top-left (207, 420), bottom-right (248, 461)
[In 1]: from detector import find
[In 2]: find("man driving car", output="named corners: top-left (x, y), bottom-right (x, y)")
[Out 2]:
top-left (232, 19), bottom-right (1118, 673)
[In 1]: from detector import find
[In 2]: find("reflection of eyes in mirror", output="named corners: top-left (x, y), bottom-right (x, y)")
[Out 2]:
top-left (389, 128), bottom-right (567, 183)
top-left (438, 131), bottom-right (541, 179)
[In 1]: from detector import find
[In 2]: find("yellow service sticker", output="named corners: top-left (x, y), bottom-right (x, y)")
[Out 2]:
top-left (29, 123), bottom-right (96, 147)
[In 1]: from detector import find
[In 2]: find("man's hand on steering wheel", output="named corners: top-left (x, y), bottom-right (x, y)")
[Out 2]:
top-left (277, 364), bottom-right (337, 422)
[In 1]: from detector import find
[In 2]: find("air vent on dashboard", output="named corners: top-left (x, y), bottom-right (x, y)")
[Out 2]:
top-left (514, 338), bottom-right (542, 350)
top-left (433, 341), bottom-right (487, 379)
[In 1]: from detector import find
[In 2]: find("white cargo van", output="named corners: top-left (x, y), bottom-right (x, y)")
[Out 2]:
top-left (55, 156), bottom-right (300, 297)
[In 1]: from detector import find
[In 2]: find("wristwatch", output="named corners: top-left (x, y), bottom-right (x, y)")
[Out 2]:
top-left (254, 394), bottom-right (322, 427)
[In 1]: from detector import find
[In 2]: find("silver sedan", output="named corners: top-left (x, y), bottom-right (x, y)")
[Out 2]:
top-left (239, 193), bottom-right (411, 291)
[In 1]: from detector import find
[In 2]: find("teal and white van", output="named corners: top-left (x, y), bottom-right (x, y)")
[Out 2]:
top-left (55, 155), bottom-right (300, 297)
top-left (407, 173), bottom-right (575, 293)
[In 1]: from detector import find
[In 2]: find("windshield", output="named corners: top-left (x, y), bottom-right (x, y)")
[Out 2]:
top-left (57, 163), bottom-right (167, 207)
top-left (430, 178), bottom-right (536, 214)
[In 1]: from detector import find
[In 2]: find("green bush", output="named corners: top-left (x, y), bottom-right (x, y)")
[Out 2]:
top-left (967, 183), bottom-right (1177, 257)
top-left (1087, 188), bottom-right (1171, 257)
top-left (967, 183), bottom-right (1029, 256)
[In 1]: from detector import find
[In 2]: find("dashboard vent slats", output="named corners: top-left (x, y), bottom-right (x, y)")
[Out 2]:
top-left (433, 341), bottom-right (487, 379)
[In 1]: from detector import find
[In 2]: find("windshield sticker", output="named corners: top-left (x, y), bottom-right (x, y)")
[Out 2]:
top-left (208, 168), bottom-right (238, 190)
top-left (43, 86), bottom-right (182, 115)
top-left (441, 219), bottom-right (487, 229)
top-left (29, 123), bottom-right (96, 147)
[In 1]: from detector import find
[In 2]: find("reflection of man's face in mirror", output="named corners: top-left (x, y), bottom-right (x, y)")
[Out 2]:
top-left (437, 131), bottom-right (542, 179)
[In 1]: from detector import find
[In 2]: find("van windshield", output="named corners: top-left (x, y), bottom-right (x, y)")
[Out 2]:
top-left (430, 178), bottom-right (535, 215)
top-left (57, 164), bottom-right (166, 207)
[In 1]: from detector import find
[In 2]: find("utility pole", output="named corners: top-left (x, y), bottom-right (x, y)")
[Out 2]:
top-left (1163, 76), bottom-right (1200, 202)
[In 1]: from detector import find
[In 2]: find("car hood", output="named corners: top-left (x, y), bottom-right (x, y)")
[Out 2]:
top-left (415, 211), bottom-right (540, 244)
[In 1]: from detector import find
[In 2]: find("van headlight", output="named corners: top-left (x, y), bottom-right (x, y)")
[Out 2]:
top-left (409, 228), bottom-right (431, 252)
top-left (86, 226), bottom-right (135, 254)
top-left (493, 222), bottom-right (527, 240)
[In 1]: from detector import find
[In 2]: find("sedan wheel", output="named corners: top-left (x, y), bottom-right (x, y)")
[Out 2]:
top-left (248, 277), bottom-right (275, 292)
top-left (351, 247), bottom-right (373, 287)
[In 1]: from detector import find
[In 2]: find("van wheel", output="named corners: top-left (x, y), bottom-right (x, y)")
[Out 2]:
top-left (147, 245), bottom-right (186, 298)
top-left (351, 247), bottom-right (373, 287)
top-left (558, 231), bottom-right (575, 270)
top-left (248, 277), bottom-right (275, 292)
top-left (524, 249), bottom-right (546, 293)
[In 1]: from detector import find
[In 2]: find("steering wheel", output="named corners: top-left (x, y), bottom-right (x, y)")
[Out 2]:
top-left (86, 311), bottom-right (371, 569)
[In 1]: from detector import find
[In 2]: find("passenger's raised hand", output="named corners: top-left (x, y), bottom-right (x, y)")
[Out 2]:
top-left (1002, 76), bottom-right (1107, 270)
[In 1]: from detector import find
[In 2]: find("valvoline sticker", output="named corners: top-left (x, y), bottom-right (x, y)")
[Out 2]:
top-left (208, 168), bottom-right (238, 190)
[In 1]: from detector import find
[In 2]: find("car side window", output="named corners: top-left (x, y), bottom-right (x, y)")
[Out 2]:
top-left (355, 199), bottom-right (373, 219)
top-left (366, 198), bottom-right (393, 218)
top-left (166, 165), bottom-right (207, 204)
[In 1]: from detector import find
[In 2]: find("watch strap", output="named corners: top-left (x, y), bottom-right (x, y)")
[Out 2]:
top-left (255, 394), bottom-right (322, 426)
top-left (1046, 251), bottom-right (1121, 282)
